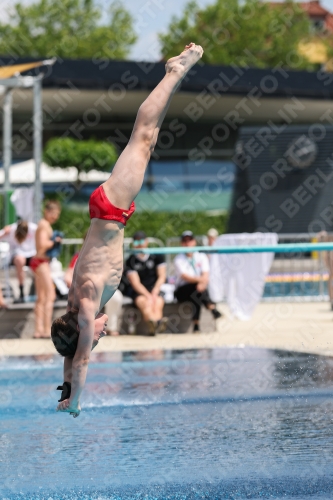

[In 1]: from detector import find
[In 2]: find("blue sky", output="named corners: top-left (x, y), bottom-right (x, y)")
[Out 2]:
top-left (2, 0), bottom-right (333, 60)
top-left (118, 0), bottom-right (213, 60)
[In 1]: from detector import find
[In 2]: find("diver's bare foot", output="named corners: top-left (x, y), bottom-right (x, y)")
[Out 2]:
top-left (165, 43), bottom-right (203, 76)
top-left (0, 300), bottom-right (7, 309)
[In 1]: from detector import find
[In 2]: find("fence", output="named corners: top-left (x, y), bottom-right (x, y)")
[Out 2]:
top-left (142, 236), bottom-right (333, 302)
top-left (60, 233), bottom-right (328, 300)
top-left (0, 235), bottom-right (332, 303)
top-left (263, 234), bottom-right (327, 301)
top-left (59, 237), bottom-right (165, 268)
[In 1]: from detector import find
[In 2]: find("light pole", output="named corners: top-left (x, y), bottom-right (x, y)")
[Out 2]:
top-left (33, 75), bottom-right (44, 223)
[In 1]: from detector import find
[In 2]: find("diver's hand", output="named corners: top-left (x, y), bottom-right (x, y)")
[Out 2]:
top-left (56, 399), bottom-right (81, 418)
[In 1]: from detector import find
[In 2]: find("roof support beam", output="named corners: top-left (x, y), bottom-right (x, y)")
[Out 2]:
top-left (33, 76), bottom-right (43, 223)
top-left (3, 88), bottom-right (12, 224)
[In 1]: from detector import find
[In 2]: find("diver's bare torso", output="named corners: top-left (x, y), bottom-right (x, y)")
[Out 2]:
top-left (67, 218), bottom-right (124, 316)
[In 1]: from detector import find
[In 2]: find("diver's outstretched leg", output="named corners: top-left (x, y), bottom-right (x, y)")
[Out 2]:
top-left (103, 43), bottom-right (204, 209)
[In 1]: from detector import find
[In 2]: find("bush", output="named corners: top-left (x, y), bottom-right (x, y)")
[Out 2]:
top-left (53, 205), bottom-right (91, 238)
top-left (127, 210), bottom-right (228, 242)
top-left (53, 205), bottom-right (228, 241)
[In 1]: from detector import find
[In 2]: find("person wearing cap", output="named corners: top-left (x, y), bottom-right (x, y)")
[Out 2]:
top-left (174, 231), bottom-right (222, 332)
top-left (207, 228), bottom-right (219, 247)
top-left (125, 231), bottom-right (167, 335)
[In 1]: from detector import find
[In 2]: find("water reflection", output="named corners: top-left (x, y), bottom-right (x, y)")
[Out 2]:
top-left (272, 350), bottom-right (333, 389)
top-left (2, 347), bottom-right (333, 499)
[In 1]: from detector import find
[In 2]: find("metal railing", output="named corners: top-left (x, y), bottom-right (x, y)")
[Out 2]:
top-left (264, 234), bottom-right (328, 301)
top-left (153, 234), bottom-right (332, 302)
top-left (0, 233), bottom-right (331, 303)
top-left (165, 235), bottom-right (208, 279)
top-left (0, 237), bottom-right (167, 270)
top-left (59, 237), bottom-right (165, 268)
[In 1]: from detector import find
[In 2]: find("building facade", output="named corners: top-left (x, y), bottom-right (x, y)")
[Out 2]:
top-left (1, 56), bottom-right (333, 214)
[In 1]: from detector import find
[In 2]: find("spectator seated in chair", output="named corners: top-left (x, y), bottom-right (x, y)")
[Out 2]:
top-left (174, 230), bottom-right (222, 333)
top-left (0, 219), bottom-right (37, 303)
top-left (126, 231), bottom-right (168, 336)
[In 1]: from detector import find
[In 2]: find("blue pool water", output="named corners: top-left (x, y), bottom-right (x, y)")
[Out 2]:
top-left (1, 347), bottom-right (333, 499)
top-left (263, 280), bottom-right (328, 298)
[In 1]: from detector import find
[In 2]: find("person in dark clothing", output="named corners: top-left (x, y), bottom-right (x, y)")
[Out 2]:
top-left (174, 230), bottom-right (222, 333)
top-left (126, 231), bottom-right (167, 335)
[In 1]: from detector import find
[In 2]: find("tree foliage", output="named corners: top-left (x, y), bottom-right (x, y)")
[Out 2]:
top-left (159, 0), bottom-right (314, 69)
top-left (53, 205), bottom-right (228, 241)
top-left (0, 0), bottom-right (136, 59)
top-left (43, 137), bottom-right (118, 179)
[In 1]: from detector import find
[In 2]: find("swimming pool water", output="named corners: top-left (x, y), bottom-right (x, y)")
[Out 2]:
top-left (263, 279), bottom-right (328, 297)
top-left (1, 347), bottom-right (333, 499)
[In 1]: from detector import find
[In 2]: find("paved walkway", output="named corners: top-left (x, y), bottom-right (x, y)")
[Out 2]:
top-left (1, 302), bottom-right (333, 358)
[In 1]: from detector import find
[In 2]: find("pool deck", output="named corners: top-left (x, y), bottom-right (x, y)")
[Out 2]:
top-left (1, 301), bottom-right (333, 358)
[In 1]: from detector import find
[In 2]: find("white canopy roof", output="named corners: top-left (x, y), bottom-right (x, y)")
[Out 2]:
top-left (0, 159), bottom-right (110, 184)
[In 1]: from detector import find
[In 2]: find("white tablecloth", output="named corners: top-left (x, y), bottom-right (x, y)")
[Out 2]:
top-left (209, 233), bottom-right (278, 320)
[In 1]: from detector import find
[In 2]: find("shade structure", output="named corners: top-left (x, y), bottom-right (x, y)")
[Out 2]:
top-left (0, 60), bottom-right (55, 79)
top-left (0, 58), bottom-right (56, 223)
top-left (0, 159), bottom-right (110, 184)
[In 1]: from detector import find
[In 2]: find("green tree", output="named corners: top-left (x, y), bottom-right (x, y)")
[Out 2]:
top-left (43, 137), bottom-right (118, 182)
top-left (0, 0), bottom-right (136, 59)
top-left (53, 205), bottom-right (228, 242)
top-left (159, 0), bottom-right (314, 69)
